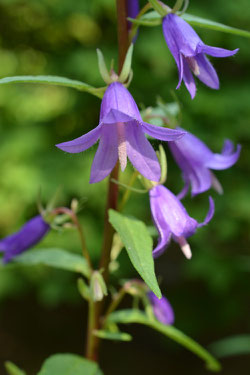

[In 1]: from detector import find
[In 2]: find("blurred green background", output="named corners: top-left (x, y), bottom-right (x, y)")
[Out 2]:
top-left (0, 0), bottom-right (249, 374)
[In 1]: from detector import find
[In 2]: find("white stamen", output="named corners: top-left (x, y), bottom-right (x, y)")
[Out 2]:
top-left (117, 122), bottom-right (127, 171)
top-left (177, 236), bottom-right (192, 259)
top-left (186, 57), bottom-right (200, 76)
top-left (210, 172), bottom-right (223, 195)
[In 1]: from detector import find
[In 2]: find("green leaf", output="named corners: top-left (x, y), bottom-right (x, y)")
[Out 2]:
top-left (129, 10), bottom-right (250, 38)
top-left (108, 309), bottom-right (221, 372)
top-left (209, 334), bottom-right (250, 358)
top-left (5, 362), bottom-right (27, 375)
top-left (182, 13), bottom-right (250, 38)
top-left (12, 248), bottom-right (90, 277)
top-left (0, 75), bottom-right (106, 98)
top-left (37, 354), bottom-right (103, 375)
top-left (109, 210), bottom-right (161, 298)
top-left (94, 330), bottom-right (132, 342)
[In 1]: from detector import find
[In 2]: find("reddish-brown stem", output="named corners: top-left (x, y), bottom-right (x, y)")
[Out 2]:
top-left (85, 0), bottom-right (130, 362)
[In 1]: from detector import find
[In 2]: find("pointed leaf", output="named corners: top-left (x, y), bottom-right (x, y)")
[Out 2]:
top-left (37, 354), bottom-right (103, 375)
top-left (109, 210), bottom-right (161, 298)
top-left (0, 75), bottom-right (106, 98)
top-left (11, 248), bottom-right (90, 277)
top-left (5, 362), bottom-right (27, 375)
top-left (94, 330), bottom-right (132, 341)
top-left (209, 334), bottom-right (250, 358)
top-left (108, 309), bottom-right (221, 372)
top-left (182, 13), bottom-right (250, 38)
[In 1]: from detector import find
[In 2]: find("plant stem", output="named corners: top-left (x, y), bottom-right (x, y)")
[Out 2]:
top-left (85, 0), bottom-right (130, 361)
top-left (52, 207), bottom-right (92, 270)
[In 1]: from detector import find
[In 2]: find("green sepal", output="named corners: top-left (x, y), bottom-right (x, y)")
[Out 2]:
top-left (77, 278), bottom-right (90, 300)
top-left (118, 44), bottom-right (134, 83)
top-left (107, 309), bottom-right (221, 372)
top-left (96, 49), bottom-right (112, 84)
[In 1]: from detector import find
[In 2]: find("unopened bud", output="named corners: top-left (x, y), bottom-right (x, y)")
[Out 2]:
top-left (90, 271), bottom-right (108, 302)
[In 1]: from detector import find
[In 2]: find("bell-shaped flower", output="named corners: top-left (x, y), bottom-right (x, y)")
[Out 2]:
top-left (0, 215), bottom-right (50, 263)
top-left (162, 13), bottom-right (239, 98)
top-left (149, 185), bottom-right (214, 259)
top-left (56, 82), bottom-right (185, 183)
top-left (168, 129), bottom-right (241, 197)
top-left (148, 291), bottom-right (175, 325)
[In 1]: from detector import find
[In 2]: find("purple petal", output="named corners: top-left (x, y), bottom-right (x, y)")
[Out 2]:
top-left (163, 14), bottom-right (201, 56)
top-left (126, 122), bottom-right (161, 181)
top-left (195, 54), bottom-right (219, 89)
top-left (222, 139), bottom-right (235, 155)
top-left (56, 124), bottom-right (102, 153)
top-left (177, 179), bottom-right (190, 200)
top-left (148, 291), bottom-right (175, 325)
top-left (182, 59), bottom-right (196, 99)
top-left (100, 82), bottom-right (141, 123)
top-left (150, 185), bottom-right (198, 238)
top-left (150, 187), bottom-right (171, 258)
top-left (168, 141), bottom-right (212, 196)
top-left (90, 124), bottom-right (118, 183)
top-left (0, 216), bottom-right (50, 263)
top-left (197, 44), bottom-right (239, 57)
top-left (141, 122), bottom-right (185, 141)
top-left (205, 144), bottom-right (241, 170)
top-left (198, 196), bottom-right (215, 227)
top-left (162, 16), bottom-right (184, 85)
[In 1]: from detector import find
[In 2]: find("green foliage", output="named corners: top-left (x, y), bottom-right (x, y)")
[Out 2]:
top-left (107, 309), bottom-right (221, 372)
top-left (37, 354), bottom-right (103, 375)
top-left (0, 75), bottom-right (105, 98)
top-left (94, 330), bottom-right (132, 341)
top-left (5, 362), bottom-right (27, 375)
top-left (209, 335), bottom-right (250, 357)
top-left (130, 10), bottom-right (250, 38)
top-left (109, 209), bottom-right (161, 298)
top-left (9, 248), bottom-right (90, 277)
top-left (182, 13), bottom-right (250, 38)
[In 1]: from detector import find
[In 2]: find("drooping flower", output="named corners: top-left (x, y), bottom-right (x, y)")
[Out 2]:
top-left (168, 129), bottom-right (241, 198)
top-left (0, 215), bottom-right (50, 263)
top-left (149, 185), bottom-right (214, 259)
top-left (56, 82), bottom-right (185, 183)
top-left (127, 0), bottom-right (140, 32)
top-left (148, 291), bottom-right (175, 325)
top-left (162, 13), bottom-right (239, 98)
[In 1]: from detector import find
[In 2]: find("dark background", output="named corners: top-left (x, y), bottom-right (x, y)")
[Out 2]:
top-left (0, 0), bottom-right (249, 374)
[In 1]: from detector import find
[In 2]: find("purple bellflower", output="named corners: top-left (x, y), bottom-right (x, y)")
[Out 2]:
top-left (56, 82), bottom-right (185, 183)
top-left (148, 291), bottom-right (175, 325)
top-left (0, 215), bottom-right (50, 263)
top-left (162, 13), bottom-right (239, 98)
top-left (149, 185), bottom-right (214, 259)
top-left (168, 129), bottom-right (241, 198)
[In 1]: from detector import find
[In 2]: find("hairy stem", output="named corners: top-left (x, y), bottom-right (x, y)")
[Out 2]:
top-left (52, 207), bottom-right (92, 270)
top-left (85, 0), bottom-right (130, 362)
